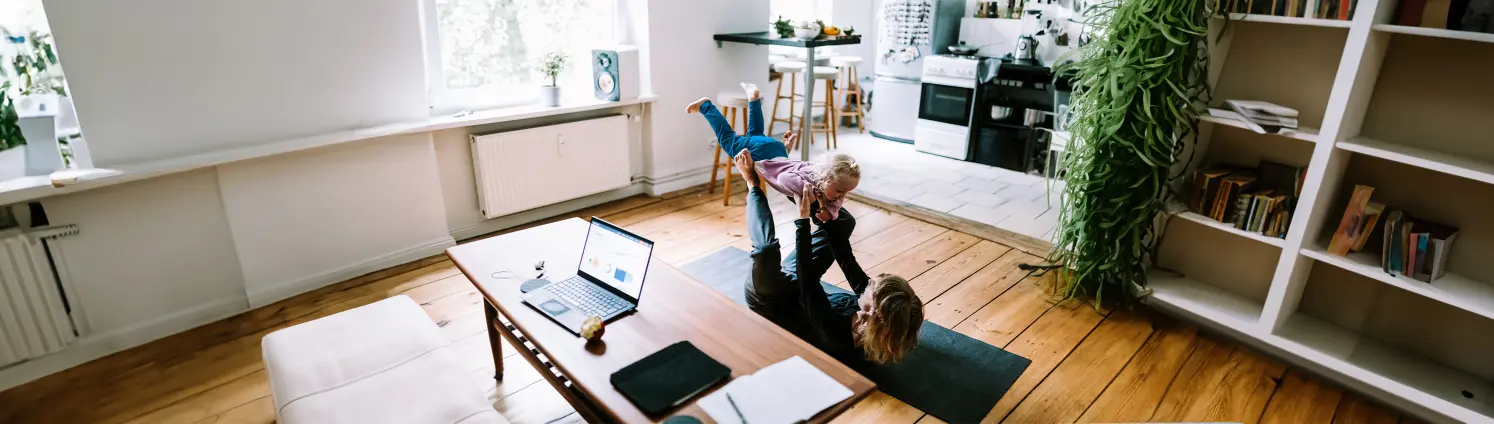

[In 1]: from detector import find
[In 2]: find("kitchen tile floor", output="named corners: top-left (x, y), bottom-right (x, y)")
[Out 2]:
top-left (818, 132), bottom-right (1064, 242)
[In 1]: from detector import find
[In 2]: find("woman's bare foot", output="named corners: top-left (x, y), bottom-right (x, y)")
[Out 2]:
top-left (741, 82), bottom-right (760, 101)
top-left (685, 97), bottom-right (710, 114)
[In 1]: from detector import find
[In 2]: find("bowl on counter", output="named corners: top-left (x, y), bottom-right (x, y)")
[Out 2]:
top-left (795, 25), bottom-right (821, 39)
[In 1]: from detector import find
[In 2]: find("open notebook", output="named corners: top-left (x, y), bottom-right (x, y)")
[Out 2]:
top-left (697, 356), bottom-right (853, 424)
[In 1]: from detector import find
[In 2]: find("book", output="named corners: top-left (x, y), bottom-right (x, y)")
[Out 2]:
top-left (1340, 0), bottom-right (1352, 19)
top-left (1398, 0), bottom-right (1429, 24)
top-left (1424, 0), bottom-right (1454, 28)
top-left (1351, 201), bottom-right (1385, 252)
top-left (1214, 173), bottom-right (1258, 222)
top-left (1229, 192), bottom-right (1253, 229)
top-left (698, 356), bottom-right (853, 424)
top-left (1383, 210), bottom-right (1402, 274)
top-left (1193, 167), bottom-right (1236, 214)
top-left (1401, 222), bottom-right (1415, 276)
top-left (1413, 233), bottom-right (1431, 281)
top-left (1328, 185), bottom-right (1375, 255)
top-left (1415, 220), bottom-right (1460, 282)
top-left (1225, 100), bottom-right (1299, 134)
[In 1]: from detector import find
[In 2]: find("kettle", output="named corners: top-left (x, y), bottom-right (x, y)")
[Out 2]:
top-left (1016, 35), bottom-right (1039, 61)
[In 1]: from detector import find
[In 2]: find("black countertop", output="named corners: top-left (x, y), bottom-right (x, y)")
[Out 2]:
top-left (713, 32), bottom-right (863, 48)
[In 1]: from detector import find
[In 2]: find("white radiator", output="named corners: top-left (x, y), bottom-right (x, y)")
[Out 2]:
top-left (0, 225), bottom-right (82, 368)
top-left (471, 115), bottom-right (631, 219)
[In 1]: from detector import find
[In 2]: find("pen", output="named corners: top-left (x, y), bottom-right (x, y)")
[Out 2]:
top-left (726, 392), bottom-right (748, 424)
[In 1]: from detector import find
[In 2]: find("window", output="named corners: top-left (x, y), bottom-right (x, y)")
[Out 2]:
top-left (422, 0), bottom-right (616, 113)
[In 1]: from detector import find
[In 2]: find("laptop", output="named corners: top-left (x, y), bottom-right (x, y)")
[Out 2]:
top-left (523, 217), bottom-right (655, 334)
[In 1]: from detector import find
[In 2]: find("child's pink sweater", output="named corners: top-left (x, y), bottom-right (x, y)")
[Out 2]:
top-left (757, 158), bottom-right (844, 220)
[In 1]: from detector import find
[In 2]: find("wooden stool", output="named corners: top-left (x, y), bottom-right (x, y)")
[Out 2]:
top-left (769, 61), bottom-right (806, 140)
top-left (806, 66), bottom-right (840, 150)
top-left (709, 92), bottom-right (750, 206)
top-left (831, 56), bottom-right (867, 133)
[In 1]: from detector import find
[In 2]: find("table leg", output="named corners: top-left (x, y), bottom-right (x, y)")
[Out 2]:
top-left (483, 301), bottom-right (504, 381)
top-left (800, 47), bottom-right (816, 161)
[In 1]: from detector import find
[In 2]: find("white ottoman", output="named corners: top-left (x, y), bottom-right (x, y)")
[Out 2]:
top-left (262, 295), bottom-right (508, 424)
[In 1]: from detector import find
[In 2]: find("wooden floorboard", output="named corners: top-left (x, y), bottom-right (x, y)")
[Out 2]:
top-left (0, 184), bottom-right (1407, 424)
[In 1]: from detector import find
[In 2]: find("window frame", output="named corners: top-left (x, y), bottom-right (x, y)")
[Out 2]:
top-left (419, 0), bottom-right (539, 115)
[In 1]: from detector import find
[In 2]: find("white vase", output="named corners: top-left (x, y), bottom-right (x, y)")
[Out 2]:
top-left (539, 86), bottom-right (561, 107)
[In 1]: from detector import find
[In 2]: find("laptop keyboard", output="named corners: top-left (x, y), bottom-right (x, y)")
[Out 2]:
top-left (546, 276), bottom-right (630, 318)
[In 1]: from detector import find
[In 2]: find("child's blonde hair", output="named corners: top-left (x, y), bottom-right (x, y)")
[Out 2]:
top-left (853, 274), bottom-right (923, 364)
top-left (813, 152), bottom-right (861, 191)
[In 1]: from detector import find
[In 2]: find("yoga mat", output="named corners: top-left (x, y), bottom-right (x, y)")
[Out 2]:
top-left (679, 247), bottom-right (1031, 423)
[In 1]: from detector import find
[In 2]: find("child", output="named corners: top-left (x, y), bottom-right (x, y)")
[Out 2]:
top-left (688, 83), bottom-right (871, 291)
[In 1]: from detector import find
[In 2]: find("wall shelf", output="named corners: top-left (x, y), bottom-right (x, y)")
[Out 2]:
top-left (1372, 24), bottom-right (1494, 44)
top-left (1300, 247), bottom-right (1494, 321)
top-left (1175, 211), bottom-right (1286, 248)
top-left (1199, 115), bottom-right (1320, 143)
top-left (1146, 272), bottom-right (1264, 331)
top-left (1337, 137), bottom-right (1494, 186)
top-left (1272, 315), bottom-right (1494, 423)
top-left (1215, 13), bottom-right (1353, 28)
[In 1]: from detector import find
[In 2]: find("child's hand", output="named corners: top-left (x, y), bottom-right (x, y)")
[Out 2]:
top-left (782, 131), bottom-right (800, 151)
top-left (798, 186), bottom-right (814, 220)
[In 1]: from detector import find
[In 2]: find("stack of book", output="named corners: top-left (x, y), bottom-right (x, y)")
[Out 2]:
top-left (1219, 0), bottom-right (1359, 20)
top-left (1207, 100), bottom-right (1310, 137)
top-left (1328, 185), bottom-right (1461, 282)
top-left (1192, 161), bottom-right (1306, 239)
top-left (1395, 0), bottom-right (1494, 33)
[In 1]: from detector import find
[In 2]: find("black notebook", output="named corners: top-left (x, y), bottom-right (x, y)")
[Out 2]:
top-left (610, 341), bottom-right (731, 416)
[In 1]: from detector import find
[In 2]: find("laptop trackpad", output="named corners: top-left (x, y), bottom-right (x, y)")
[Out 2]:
top-left (539, 299), bottom-right (571, 316)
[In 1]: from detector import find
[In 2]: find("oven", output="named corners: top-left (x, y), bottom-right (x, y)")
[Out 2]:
top-left (914, 55), bottom-right (985, 161)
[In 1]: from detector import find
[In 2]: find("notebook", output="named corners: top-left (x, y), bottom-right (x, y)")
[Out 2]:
top-left (697, 356), bottom-right (853, 424)
top-left (610, 341), bottom-right (732, 416)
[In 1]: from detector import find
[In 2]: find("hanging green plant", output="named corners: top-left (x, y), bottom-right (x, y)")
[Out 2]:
top-left (1038, 0), bottom-right (1218, 303)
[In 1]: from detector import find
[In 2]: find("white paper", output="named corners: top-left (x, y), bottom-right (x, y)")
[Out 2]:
top-left (699, 356), bottom-right (853, 424)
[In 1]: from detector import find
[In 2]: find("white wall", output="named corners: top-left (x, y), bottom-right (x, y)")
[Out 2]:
top-left (832, 0), bottom-right (878, 78)
top-left (41, 0), bottom-right (428, 167)
top-left (639, 0), bottom-right (769, 189)
top-left (0, 0), bottom-right (767, 391)
top-left (217, 135), bottom-right (453, 308)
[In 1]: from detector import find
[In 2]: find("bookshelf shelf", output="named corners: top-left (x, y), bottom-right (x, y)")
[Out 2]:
top-left (1337, 137), bottom-right (1494, 186)
top-left (1176, 211), bottom-right (1286, 248)
top-left (1271, 314), bottom-right (1494, 423)
top-left (1372, 24), bottom-right (1494, 44)
top-left (1214, 13), bottom-right (1353, 28)
top-left (1146, 272), bottom-right (1264, 331)
top-left (1154, 1), bottom-right (1494, 421)
top-left (1300, 247), bottom-right (1494, 321)
top-left (1198, 115), bottom-right (1320, 143)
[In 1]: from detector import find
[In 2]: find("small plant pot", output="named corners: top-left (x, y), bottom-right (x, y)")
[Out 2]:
top-left (539, 86), bottom-right (562, 107)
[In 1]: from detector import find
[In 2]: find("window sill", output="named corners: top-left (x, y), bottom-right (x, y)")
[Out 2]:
top-left (0, 94), bottom-right (658, 206)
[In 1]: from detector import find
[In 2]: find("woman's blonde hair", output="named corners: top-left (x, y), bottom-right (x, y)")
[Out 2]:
top-left (813, 152), bottom-right (861, 191)
top-left (853, 274), bottom-right (923, 364)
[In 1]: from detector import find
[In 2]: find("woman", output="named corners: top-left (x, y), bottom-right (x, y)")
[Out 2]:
top-left (733, 149), bottom-right (924, 370)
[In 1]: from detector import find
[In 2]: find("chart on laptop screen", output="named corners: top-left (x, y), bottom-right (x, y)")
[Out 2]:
top-left (579, 223), bottom-right (651, 298)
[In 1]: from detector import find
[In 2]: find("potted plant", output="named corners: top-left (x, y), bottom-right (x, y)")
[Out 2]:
top-left (535, 52), bottom-right (569, 107)
top-left (1035, 0), bottom-right (1216, 304)
top-left (773, 16), bottom-right (795, 38)
top-left (0, 93), bottom-right (25, 180)
top-left (1, 28), bottom-right (70, 178)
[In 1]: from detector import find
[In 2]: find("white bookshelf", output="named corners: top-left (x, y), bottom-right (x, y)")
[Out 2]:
top-left (1176, 211), bottom-right (1286, 248)
top-left (1300, 247), bottom-right (1494, 321)
top-left (1215, 13), bottom-right (1354, 28)
top-left (1338, 137), bottom-right (1494, 186)
top-left (1152, 1), bottom-right (1494, 422)
top-left (1373, 23), bottom-right (1494, 44)
top-left (1198, 115), bottom-right (1321, 143)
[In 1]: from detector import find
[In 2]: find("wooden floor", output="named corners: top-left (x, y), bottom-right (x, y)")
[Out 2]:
top-left (0, 183), bottom-right (1419, 424)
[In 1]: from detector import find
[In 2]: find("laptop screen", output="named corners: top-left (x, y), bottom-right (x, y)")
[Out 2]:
top-left (577, 219), bottom-right (653, 300)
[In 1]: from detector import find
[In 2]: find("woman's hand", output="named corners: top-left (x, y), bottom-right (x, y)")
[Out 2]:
top-left (815, 208), bottom-right (832, 222)
top-left (798, 185), bottom-right (814, 220)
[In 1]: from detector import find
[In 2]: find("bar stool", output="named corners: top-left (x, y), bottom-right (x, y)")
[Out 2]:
top-left (805, 66), bottom-right (840, 149)
top-left (709, 91), bottom-right (750, 206)
top-left (769, 61), bottom-right (805, 139)
top-left (831, 56), bottom-right (867, 133)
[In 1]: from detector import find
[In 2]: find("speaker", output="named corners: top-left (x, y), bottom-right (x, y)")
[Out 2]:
top-left (592, 45), bottom-right (639, 102)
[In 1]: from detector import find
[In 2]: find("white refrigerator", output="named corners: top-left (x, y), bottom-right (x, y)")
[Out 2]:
top-left (868, 0), bottom-right (967, 143)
